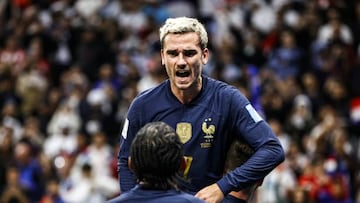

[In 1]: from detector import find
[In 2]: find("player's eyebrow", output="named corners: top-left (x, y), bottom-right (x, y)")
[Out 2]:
top-left (166, 50), bottom-right (178, 56)
top-left (166, 49), bottom-right (198, 56)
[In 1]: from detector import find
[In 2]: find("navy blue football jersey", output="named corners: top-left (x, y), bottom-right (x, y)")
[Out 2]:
top-left (222, 195), bottom-right (247, 203)
top-left (107, 185), bottom-right (205, 203)
top-left (118, 75), bottom-right (284, 195)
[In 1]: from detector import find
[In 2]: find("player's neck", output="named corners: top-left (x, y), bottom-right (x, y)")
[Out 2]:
top-left (172, 77), bottom-right (202, 104)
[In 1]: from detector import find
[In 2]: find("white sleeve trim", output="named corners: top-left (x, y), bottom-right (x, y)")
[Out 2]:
top-left (245, 104), bottom-right (263, 123)
top-left (121, 118), bottom-right (129, 139)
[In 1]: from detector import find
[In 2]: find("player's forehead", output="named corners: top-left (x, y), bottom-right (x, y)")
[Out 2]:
top-left (162, 32), bottom-right (202, 50)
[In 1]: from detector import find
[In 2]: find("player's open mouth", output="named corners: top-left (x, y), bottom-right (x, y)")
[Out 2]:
top-left (176, 70), bottom-right (190, 77)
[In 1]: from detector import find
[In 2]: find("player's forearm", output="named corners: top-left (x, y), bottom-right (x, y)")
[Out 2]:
top-left (118, 142), bottom-right (137, 192)
top-left (118, 120), bottom-right (138, 192)
top-left (118, 157), bottom-right (136, 192)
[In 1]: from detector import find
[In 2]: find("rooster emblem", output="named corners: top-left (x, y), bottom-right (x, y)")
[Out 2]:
top-left (202, 118), bottom-right (215, 139)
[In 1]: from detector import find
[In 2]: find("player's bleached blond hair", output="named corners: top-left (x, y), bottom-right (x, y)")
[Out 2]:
top-left (159, 17), bottom-right (208, 50)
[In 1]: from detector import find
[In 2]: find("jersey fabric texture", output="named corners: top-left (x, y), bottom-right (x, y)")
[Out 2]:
top-left (222, 194), bottom-right (247, 203)
top-left (118, 75), bottom-right (284, 195)
top-left (107, 185), bottom-right (205, 203)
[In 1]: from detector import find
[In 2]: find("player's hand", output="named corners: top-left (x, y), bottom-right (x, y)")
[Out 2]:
top-left (195, 183), bottom-right (224, 203)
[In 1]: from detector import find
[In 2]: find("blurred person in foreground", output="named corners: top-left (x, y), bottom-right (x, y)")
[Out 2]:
top-left (118, 16), bottom-right (284, 203)
top-left (108, 121), bottom-right (204, 203)
top-left (223, 138), bottom-right (262, 203)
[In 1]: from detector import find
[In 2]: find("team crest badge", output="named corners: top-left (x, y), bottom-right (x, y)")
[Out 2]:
top-left (176, 122), bottom-right (192, 144)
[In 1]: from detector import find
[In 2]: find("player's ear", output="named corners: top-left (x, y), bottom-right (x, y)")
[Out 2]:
top-left (179, 156), bottom-right (186, 172)
top-left (128, 157), bottom-right (134, 172)
top-left (160, 49), bottom-right (165, 66)
top-left (201, 48), bottom-right (209, 65)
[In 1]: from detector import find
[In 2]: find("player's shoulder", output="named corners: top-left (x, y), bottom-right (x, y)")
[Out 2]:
top-left (131, 80), bottom-right (169, 106)
top-left (107, 189), bottom-right (205, 203)
top-left (204, 76), bottom-right (247, 101)
top-left (165, 192), bottom-right (206, 203)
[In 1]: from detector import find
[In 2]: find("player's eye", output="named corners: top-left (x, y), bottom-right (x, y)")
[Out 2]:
top-left (183, 50), bottom-right (197, 57)
top-left (167, 50), bottom-right (178, 57)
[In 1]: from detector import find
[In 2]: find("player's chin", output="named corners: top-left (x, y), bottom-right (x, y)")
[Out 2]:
top-left (175, 83), bottom-right (192, 90)
top-left (174, 77), bottom-right (193, 88)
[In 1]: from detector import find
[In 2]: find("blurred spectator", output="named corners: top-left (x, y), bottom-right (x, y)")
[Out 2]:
top-left (81, 80), bottom-right (121, 141)
top-left (0, 72), bottom-right (21, 112)
top-left (0, 166), bottom-right (29, 203)
top-left (305, 105), bottom-right (344, 159)
top-left (322, 77), bottom-right (349, 119)
top-left (297, 160), bottom-right (321, 202)
top-left (56, 154), bottom-right (77, 202)
top-left (70, 131), bottom-right (119, 197)
top-left (15, 59), bottom-right (48, 116)
top-left (116, 0), bottom-right (149, 35)
top-left (22, 115), bottom-right (44, 151)
top-left (267, 29), bottom-right (304, 80)
top-left (217, 41), bottom-right (243, 83)
top-left (285, 94), bottom-right (316, 149)
top-left (1, 101), bottom-right (23, 142)
top-left (260, 70), bottom-right (287, 122)
top-left (44, 103), bottom-right (81, 159)
top-left (300, 72), bottom-right (322, 114)
top-left (210, 0), bottom-right (247, 51)
top-left (75, 0), bottom-right (106, 21)
top-left (0, 0), bottom-right (6, 16)
top-left (27, 37), bottom-right (50, 78)
top-left (0, 127), bottom-right (14, 193)
top-left (82, 63), bottom-right (122, 140)
top-left (0, 125), bottom-right (14, 161)
top-left (13, 139), bottom-right (45, 202)
top-left (165, 0), bottom-right (196, 18)
top-left (256, 161), bottom-right (297, 203)
top-left (72, 131), bottom-right (116, 180)
top-left (60, 65), bottom-right (89, 97)
top-left (93, 63), bottom-right (122, 92)
top-left (286, 141), bottom-right (310, 178)
top-left (74, 27), bottom-right (109, 83)
top-left (260, 70), bottom-right (301, 123)
top-left (116, 84), bottom-right (138, 130)
top-left (240, 28), bottom-right (267, 68)
top-left (0, 36), bottom-right (26, 76)
top-left (269, 118), bottom-right (291, 154)
top-left (61, 163), bottom-right (118, 203)
top-left (142, 0), bottom-right (169, 25)
top-left (46, 102), bottom-right (81, 136)
top-left (250, 0), bottom-right (278, 35)
top-left (316, 174), bottom-right (353, 203)
top-left (36, 87), bottom-right (63, 135)
top-left (311, 8), bottom-right (356, 83)
top-left (39, 178), bottom-right (65, 203)
top-left (137, 51), bottom-right (167, 93)
top-left (316, 7), bottom-right (353, 46)
top-left (115, 50), bottom-right (141, 86)
top-left (289, 186), bottom-right (312, 203)
top-left (49, 8), bottom-right (77, 86)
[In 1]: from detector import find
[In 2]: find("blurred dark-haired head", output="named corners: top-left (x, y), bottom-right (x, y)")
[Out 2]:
top-left (130, 121), bottom-right (183, 190)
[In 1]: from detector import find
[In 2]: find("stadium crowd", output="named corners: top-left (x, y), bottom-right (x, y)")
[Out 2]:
top-left (0, 0), bottom-right (360, 202)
